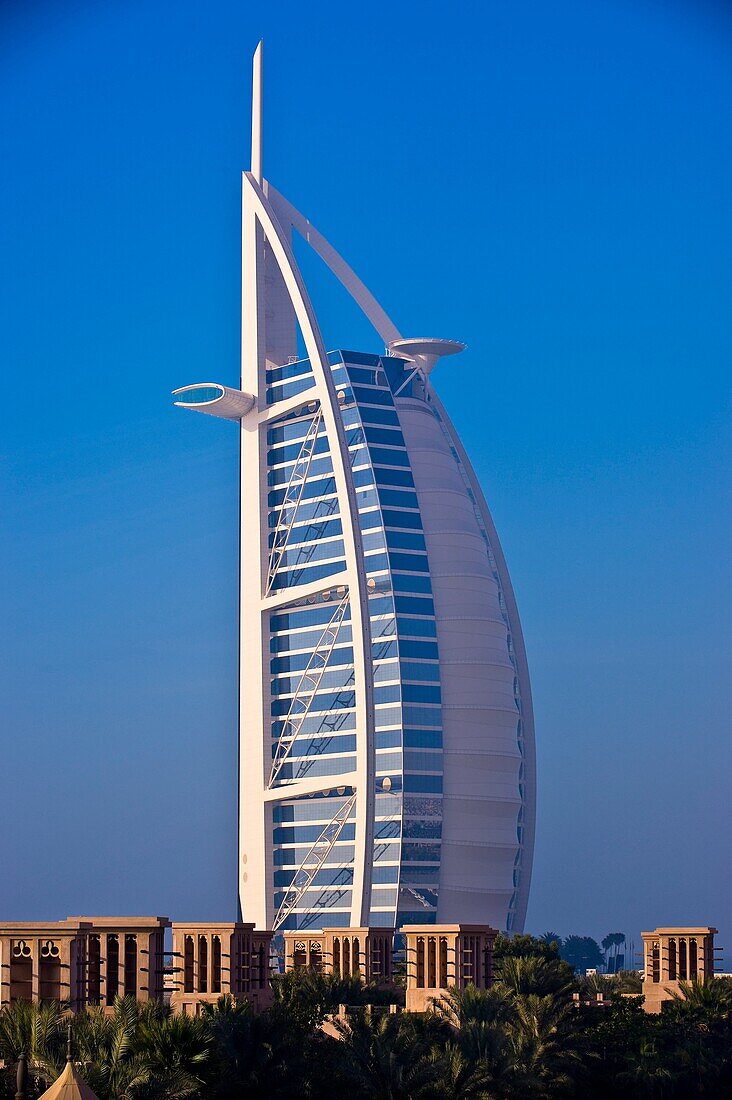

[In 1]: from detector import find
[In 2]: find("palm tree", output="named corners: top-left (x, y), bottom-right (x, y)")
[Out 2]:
top-left (601, 933), bottom-right (626, 974)
top-left (334, 1009), bottom-right (442, 1099)
top-left (0, 1000), bottom-right (65, 1093)
top-left (135, 1012), bottom-right (210, 1098)
top-left (494, 956), bottom-right (574, 999)
top-left (271, 967), bottom-right (365, 1028)
top-left (577, 970), bottom-right (612, 998)
top-left (198, 994), bottom-right (303, 1099)
top-left (431, 985), bottom-right (513, 1030)
top-left (609, 969), bottom-right (642, 994)
top-left (428, 986), bottom-right (515, 1094)
top-left (70, 998), bottom-right (152, 1100)
top-left (504, 994), bottom-right (583, 1098)
top-left (669, 976), bottom-right (732, 1017)
top-left (424, 1042), bottom-right (496, 1099)
top-left (615, 1039), bottom-right (677, 1098)
top-left (559, 936), bottom-right (604, 974)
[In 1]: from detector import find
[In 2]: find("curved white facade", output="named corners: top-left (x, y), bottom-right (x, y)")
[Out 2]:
top-left (174, 44), bottom-right (535, 934)
top-left (397, 398), bottom-right (525, 928)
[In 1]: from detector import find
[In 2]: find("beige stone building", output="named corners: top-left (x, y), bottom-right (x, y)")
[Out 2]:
top-left (283, 923), bottom-right (498, 1016)
top-left (283, 927), bottom-right (393, 983)
top-left (169, 922), bottom-right (273, 1014)
top-left (403, 924), bottom-right (497, 1013)
top-left (641, 926), bottom-right (717, 1013)
top-left (0, 917), bottom-right (168, 1010)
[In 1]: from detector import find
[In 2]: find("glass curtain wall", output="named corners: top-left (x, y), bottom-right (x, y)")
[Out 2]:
top-left (267, 352), bottom-right (444, 931)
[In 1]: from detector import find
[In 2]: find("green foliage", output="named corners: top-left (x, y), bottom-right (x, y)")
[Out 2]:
top-left (667, 976), bottom-right (732, 1019)
top-left (196, 994), bottom-right (305, 1099)
top-left (0, 1000), bottom-right (65, 1098)
top-left (3, 972), bottom-right (732, 1100)
top-left (494, 955), bottom-right (575, 1000)
top-left (504, 994), bottom-right (583, 1098)
top-left (494, 934), bottom-right (561, 962)
top-left (609, 969), bottom-right (643, 994)
top-left (332, 1010), bottom-right (445, 1099)
top-left (270, 967), bottom-right (403, 1033)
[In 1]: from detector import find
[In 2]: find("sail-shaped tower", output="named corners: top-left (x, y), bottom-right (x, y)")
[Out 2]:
top-left (173, 44), bottom-right (536, 934)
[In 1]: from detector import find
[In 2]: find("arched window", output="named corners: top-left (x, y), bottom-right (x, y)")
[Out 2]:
top-left (343, 937), bottom-right (351, 977)
top-left (184, 936), bottom-right (194, 993)
top-left (233, 935), bottom-right (244, 994)
top-left (124, 936), bottom-right (137, 998)
top-left (440, 938), bottom-right (449, 988)
top-left (39, 940), bottom-right (61, 1002)
top-left (10, 940), bottom-right (33, 1003)
top-left (679, 938), bottom-right (687, 981)
top-left (428, 938), bottom-right (436, 988)
top-left (668, 938), bottom-right (677, 981)
top-left (333, 938), bottom-right (341, 974)
top-left (689, 938), bottom-right (698, 978)
top-left (310, 942), bottom-right (323, 972)
top-left (293, 940), bottom-right (307, 969)
top-left (651, 941), bottom-right (660, 983)
top-left (107, 935), bottom-right (120, 1004)
top-left (483, 943), bottom-right (492, 988)
top-left (416, 937), bottom-right (425, 988)
top-left (212, 936), bottom-right (222, 993)
top-left (199, 936), bottom-right (208, 993)
top-left (352, 939), bottom-right (360, 975)
top-left (88, 935), bottom-right (101, 1004)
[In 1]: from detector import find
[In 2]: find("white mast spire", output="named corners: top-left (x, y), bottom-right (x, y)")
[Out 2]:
top-left (251, 41), bottom-right (263, 183)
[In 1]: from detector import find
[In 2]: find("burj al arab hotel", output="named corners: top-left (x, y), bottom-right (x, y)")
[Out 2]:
top-left (173, 44), bottom-right (536, 934)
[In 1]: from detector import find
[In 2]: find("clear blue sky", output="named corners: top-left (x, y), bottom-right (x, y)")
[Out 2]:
top-left (2, 0), bottom-right (730, 953)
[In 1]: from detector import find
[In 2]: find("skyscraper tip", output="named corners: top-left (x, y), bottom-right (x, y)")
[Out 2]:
top-left (251, 41), bottom-right (263, 182)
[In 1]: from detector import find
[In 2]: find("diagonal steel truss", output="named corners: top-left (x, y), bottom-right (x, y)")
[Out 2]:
top-left (273, 791), bottom-right (357, 931)
top-left (265, 408), bottom-right (324, 595)
top-left (268, 588), bottom-right (350, 787)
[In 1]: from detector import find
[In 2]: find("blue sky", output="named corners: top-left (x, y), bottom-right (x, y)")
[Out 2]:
top-left (1, 0), bottom-right (730, 952)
